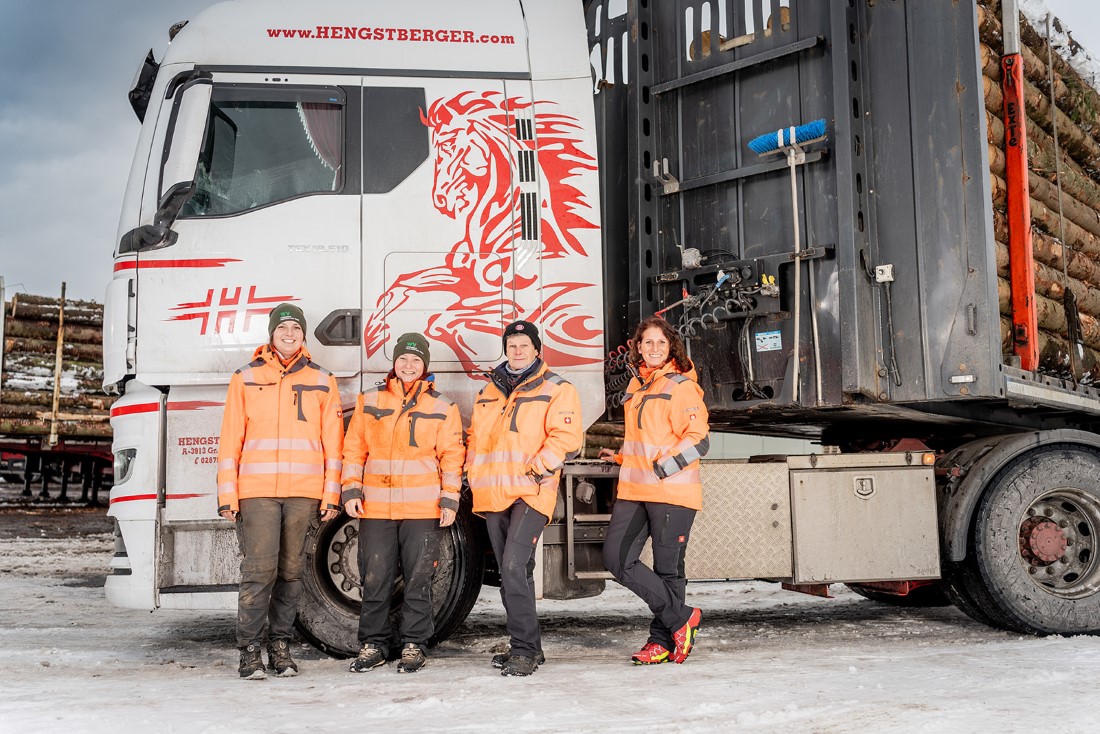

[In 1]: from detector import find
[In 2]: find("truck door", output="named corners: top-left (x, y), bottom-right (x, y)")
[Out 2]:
top-left (360, 79), bottom-right (537, 406)
top-left (129, 73), bottom-right (362, 385)
top-left (128, 74), bottom-right (361, 549)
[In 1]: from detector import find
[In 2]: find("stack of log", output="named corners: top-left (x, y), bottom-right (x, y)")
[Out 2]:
top-left (977, 0), bottom-right (1100, 380)
top-left (582, 421), bottom-right (624, 459)
top-left (1, 292), bottom-right (111, 437)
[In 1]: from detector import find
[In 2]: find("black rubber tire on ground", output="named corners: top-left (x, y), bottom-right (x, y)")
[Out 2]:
top-left (296, 497), bottom-right (485, 658)
top-left (967, 444), bottom-right (1100, 636)
top-left (940, 559), bottom-right (1011, 629)
top-left (846, 582), bottom-right (951, 607)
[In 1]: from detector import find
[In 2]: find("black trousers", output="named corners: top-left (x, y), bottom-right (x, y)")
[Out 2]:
top-left (235, 497), bottom-right (318, 648)
top-left (483, 500), bottom-right (548, 658)
top-left (356, 517), bottom-right (442, 655)
top-left (602, 499), bottom-right (696, 651)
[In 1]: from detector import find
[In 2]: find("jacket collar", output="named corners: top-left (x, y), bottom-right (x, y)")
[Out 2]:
top-left (254, 343), bottom-right (312, 374)
top-left (385, 374), bottom-right (433, 402)
top-left (636, 360), bottom-right (694, 390)
top-left (490, 358), bottom-right (546, 398)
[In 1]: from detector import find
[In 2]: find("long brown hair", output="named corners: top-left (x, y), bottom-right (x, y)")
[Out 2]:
top-left (628, 316), bottom-right (693, 373)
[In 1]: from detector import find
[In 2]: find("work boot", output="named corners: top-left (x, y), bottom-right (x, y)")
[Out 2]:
top-left (491, 650), bottom-right (546, 669)
top-left (267, 639), bottom-right (299, 677)
top-left (631, 641), bottom-right (671, 665)
top-left (396, 643), bottom-right (427, 674)
top-left (670, 607), bottom-right (702, 664)
top-left (500, 654), bottom-right (539, 677)
top-left (348, 643), bottom-right (387, 672)
top-left (238, 643), bottom-right (267, 680)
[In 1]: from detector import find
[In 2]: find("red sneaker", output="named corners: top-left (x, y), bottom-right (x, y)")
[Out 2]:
top-left (670, 607), bottom-right (701, 663)
top-left (631, 642), bottom-right (671, 665)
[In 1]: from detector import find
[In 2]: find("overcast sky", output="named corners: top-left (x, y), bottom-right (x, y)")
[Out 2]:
top-left (0, 1), bottom-right (1098, 302)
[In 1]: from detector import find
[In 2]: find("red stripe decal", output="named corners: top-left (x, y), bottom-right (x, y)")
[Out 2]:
top-left (110, 493), bottom-right (206, 505)
top-left (113, 258), bottom-right (241, 272)
top-left (111, 403), bottom-right (161, 418)
top-left (167, 401), bottom-right (225, 411)
top-left (109, 493), bottom-right (158, 505)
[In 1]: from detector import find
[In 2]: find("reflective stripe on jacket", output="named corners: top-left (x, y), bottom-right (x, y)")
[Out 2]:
top-left (466, 361), bottom-right (583, 520)
top-left (615, 362), bottom-right (710, 510)
top-left (340, 376), bottom-right (465, 520)
top-left (216, 344), bottom-right (344, 512)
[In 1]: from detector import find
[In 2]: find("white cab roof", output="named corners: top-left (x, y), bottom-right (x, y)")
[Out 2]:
top-left (161, 0), bottom-right (592, 80)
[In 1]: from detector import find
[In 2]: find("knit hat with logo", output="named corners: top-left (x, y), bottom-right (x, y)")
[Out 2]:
top-left (503, 320), bottom-right (542, 353)
top-left (393, 332), bottom-right (431, 372)
top-left (268, 303), bottom-right (306, 338)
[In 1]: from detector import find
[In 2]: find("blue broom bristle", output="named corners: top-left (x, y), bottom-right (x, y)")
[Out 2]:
top-left (747, 119), bottom-right (828, 154)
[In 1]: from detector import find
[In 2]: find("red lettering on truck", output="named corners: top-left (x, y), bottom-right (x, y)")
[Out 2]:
top-left (264, 25), bottom-right (515, 45)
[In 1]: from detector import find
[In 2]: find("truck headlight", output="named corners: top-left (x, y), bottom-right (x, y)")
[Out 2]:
top-left (113, 448), bottom-right (137, 485)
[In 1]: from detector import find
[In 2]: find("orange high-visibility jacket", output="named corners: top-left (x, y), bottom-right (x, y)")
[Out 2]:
top-left (614, 362), bottom-right (710, 510)
top-left (217, 345), bottom-right (344, 513)
top-left (340, 376), bottom-right (465, 520)
top-left (466, 361), bottom-right (583, 521)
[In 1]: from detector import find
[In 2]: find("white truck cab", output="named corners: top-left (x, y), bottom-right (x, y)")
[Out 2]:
top-left (104, 0), bottom-right (603, 649)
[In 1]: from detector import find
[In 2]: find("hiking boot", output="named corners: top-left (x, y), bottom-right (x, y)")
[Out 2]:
top-left (238, 643), bottom-right (267, 680)
top-left (396, 643), bottom-right (427, 674)
top-left (631, 642), bottom-right (671, 665)
top-left (491, 650), bottom-right (546, 669)
top-left (670, 607), bottom-right (702, 664)
top-left (348, 643), bottom-right (387, 672)
top-left (267, 639), bottom-right (299, 677)
top-left (500, 654), bottom-right (539, 677)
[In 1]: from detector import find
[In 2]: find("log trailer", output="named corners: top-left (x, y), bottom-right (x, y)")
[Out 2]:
top-left (104, 0), bottom-right (1100, 655)
top-left (0, 278), bottom-right (112, 501)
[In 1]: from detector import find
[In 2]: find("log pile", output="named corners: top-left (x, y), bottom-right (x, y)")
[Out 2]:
top-left (1, 291), bottom-right (111, 438)
top-left (977, 0), bottom-right (1100, 380)
top-left (581, 421), bottom-right (624, 459)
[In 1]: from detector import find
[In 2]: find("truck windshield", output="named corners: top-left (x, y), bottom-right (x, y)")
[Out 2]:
top-left (180, 86), bottom-right (345, 217)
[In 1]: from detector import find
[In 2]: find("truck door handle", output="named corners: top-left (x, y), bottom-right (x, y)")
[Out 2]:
top-left (315, 309), bottom-right (361, 346)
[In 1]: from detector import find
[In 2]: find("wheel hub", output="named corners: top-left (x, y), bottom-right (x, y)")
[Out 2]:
top-left (325, 520), bottom-right (362, 603)
top-left (1017, 489), bottom-right (1098, 599)
top-left (1019, 517), bottom-right (1067, 564)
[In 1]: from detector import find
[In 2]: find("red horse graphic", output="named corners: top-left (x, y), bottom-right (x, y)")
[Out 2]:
top-left (362, 90), bottom-right (602, 370)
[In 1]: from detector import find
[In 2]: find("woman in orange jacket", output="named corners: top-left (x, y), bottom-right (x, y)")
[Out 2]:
top-left (599, 316), bottom-right (710, 665)
top-left (341, 333), bottom-right (465, 674)
top-left (216, 303), bottom-right (344, 680)
top-left (466, 320), bottom-right (583, 676)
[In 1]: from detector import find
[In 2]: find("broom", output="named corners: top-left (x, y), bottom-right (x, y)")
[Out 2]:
top-left (746, 119), bottom-right (828, 404)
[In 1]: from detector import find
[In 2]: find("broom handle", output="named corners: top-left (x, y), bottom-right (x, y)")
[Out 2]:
top-left (789, 149), bottom-right (801, 405)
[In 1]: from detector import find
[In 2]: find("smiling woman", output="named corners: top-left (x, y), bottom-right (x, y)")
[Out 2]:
top-left (214, 302), bottom-right (344, 680)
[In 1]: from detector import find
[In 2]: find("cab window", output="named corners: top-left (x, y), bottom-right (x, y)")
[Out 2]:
top-left (181, 86), bottom-right (345, 217)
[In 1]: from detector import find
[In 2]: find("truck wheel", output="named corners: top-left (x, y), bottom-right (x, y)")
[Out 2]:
top-left (846, 582), bottom-right (950, 607)
top-left (295, 500), bottom-right (485, 657)
top-left (969, 444), bottom-right (1100, 635)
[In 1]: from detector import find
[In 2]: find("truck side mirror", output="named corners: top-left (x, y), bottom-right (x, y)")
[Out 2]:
top-left (128, 49), bottom-right (159, 122)
top-left (117, 182), bottom-right (194, 253)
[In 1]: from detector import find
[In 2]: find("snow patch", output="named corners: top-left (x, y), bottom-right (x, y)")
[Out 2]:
top-left (1020, 0), bottom-right (1100, 89)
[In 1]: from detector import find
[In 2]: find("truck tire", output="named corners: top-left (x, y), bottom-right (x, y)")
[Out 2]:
top-left (295, 499), bottom-right (485, 657)
top-left (940, 560), bottom-right (1009, 629)
top-left (968, 444), bottom-right (1100, 635)
top-left (846, 582), bottom-right (950, 607)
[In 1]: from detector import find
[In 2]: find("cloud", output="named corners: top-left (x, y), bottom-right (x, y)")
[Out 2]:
top-left (0, 1), bottom-right (213, 301)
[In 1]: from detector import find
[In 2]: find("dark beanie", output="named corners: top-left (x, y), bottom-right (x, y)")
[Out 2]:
top-left (268, 303), bottom-right (306, 338)
top-left (393, 332), bottom-right (430, 372)
top-left (503, 320), bottom-right (541, 353)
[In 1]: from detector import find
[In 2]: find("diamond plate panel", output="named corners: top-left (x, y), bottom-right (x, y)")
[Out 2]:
top-left (641, 460), bottom-right (792, 579)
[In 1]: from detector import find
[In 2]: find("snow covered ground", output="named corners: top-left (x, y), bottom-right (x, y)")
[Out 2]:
top-left (2, 532), bottom-right (1100, 733)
